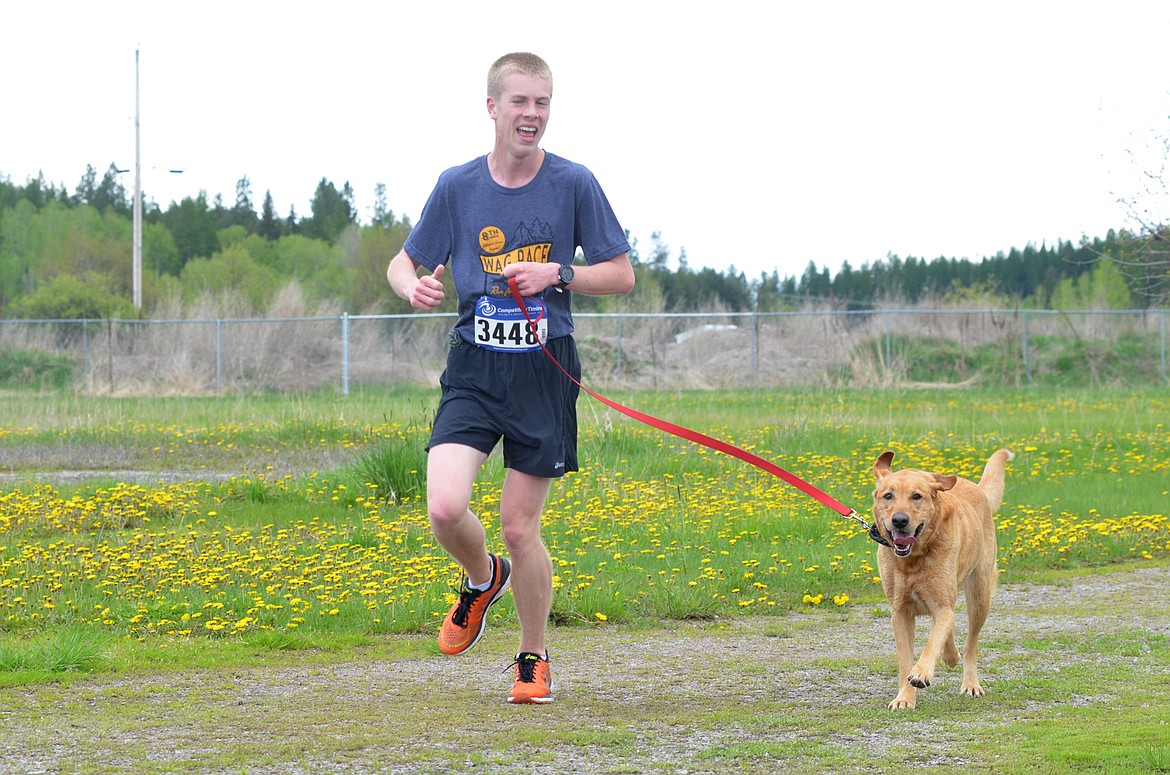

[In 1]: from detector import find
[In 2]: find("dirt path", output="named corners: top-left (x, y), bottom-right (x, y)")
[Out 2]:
top-left (2, 564), bottom-right (1167, 774)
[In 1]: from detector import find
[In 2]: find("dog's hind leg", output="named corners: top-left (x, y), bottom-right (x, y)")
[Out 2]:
top-left (960, 571), bottom-right (994, 698)
top-left (942, 633), bottom-right (960, 668)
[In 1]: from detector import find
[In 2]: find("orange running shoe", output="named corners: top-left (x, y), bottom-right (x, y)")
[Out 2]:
top-left (438, 553), bottom-right (511, 656)
top-left (507, 652), bottom-right (553, 704)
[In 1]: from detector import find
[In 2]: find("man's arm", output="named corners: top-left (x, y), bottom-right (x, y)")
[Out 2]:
top-left (387, 250), bottom-right (446, 311)
top-left (503, 253), bottom-right (635, 297)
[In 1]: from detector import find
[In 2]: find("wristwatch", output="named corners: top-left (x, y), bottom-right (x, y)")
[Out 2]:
top-left (556, 263), bottom-right (575, 289)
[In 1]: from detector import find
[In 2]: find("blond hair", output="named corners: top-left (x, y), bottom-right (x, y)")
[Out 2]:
top-left (487, 52), bottom-right (553, 99)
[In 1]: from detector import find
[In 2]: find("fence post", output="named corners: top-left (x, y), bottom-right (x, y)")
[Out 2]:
top-left (884, 313), bottom-right (892, 373)
top-left (342, 312), bottom-right (350, 397)
top-left (1161, 309), bottom-right (1167, 383)
top-left (106, 319), bottom-right (115, 391)
top-left (616, 314), bottom-right (623, 381)
top-left (82, 320), bottom-right (90, 390)
top-left (1022, 311), bottom-right (1031, 385)
top-left (216, 319), bottom-right (222, 394)
top-left (751, 310), bottom-right (759, 385)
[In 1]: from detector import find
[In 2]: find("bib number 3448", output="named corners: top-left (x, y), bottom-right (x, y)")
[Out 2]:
top-left (474, 296), bottom-right (547, 352)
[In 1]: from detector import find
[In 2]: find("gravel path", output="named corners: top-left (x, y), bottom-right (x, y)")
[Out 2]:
top-left (2, 563), bottom-right (1167, 774)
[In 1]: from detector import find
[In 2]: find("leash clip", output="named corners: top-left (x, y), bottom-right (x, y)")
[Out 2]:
top-left (844, 509), bottom-right (893, 548)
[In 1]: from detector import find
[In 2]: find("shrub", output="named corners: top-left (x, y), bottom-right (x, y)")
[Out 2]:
top-left (7, 273), bottom-right (137, 320)
top-left (350, 437), bottom-right (427, 503)
top-left (0, 347), bottom-right (76, 389)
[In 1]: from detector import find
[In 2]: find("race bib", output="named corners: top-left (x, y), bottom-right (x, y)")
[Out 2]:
top-left (473, 295), bottom-right (547, 352)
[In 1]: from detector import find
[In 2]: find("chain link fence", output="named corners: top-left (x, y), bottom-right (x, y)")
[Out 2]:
top-left (1, 308), bottom-right (1166, 394)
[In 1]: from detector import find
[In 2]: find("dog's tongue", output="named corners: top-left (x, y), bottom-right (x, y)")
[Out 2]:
top-left (893, 535), bottom-right (917, 550)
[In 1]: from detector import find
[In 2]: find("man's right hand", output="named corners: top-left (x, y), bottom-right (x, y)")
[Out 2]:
top-left (410, 264), bottom-right (446, 311)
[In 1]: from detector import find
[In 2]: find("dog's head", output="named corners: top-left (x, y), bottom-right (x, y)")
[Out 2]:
top-left (872, 451), bottom-right (957, 558)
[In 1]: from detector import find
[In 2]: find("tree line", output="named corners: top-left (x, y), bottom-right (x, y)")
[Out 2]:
top-left (0, 164), bottom-right (1161, 320)
top-left (1, 165), bottom-right (411, 318)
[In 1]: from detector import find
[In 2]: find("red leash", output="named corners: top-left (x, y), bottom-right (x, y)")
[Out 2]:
top-left (508, 279), bottom-right (858, 519)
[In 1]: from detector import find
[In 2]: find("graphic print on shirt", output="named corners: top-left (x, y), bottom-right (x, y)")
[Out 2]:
top-left (473, 219), bottom-right (553, 352)
top-left (478, 219), bottom-right (554, 298)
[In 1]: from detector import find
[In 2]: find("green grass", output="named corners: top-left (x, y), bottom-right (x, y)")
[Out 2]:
top-left (1, 386), bottom-right (1167, 640)
top-left (0, 626), bottom-right (110, 674)
top-left (0, 386), bottom-right (1167, 771)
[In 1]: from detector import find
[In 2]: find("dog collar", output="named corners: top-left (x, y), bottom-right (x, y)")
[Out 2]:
top-left (868, 523), bottom-right (894, 548)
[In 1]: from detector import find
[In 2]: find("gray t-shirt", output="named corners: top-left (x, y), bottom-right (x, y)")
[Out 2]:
top-left (403, 152), bottom-right (630, 345)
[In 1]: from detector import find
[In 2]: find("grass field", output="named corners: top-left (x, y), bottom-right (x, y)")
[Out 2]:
top-left (0, 385), bottom-right (1168, 773)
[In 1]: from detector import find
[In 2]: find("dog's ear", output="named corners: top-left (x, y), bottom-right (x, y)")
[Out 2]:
top-left (932, 473), bottom-right (958, 492)
top-left (874, 451), bottom-right (895, 479)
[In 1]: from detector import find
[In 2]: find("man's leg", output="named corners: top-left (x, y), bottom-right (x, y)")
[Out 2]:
top-left (430, 442), bottom-right (517, 657)
top-left (427, 442), bottom-right (492, 585)
top-left (499, 467), bottom-right (554, 656)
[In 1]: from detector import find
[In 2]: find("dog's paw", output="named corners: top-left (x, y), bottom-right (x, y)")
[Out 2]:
top-left (942, 640), bottom-right (961, 668)
top-left (960, 682), bottom-right (985, 698)
top-left (908, 671), bottom-right (932, 689)
top-left (888, 695), bottom-right (916, 710)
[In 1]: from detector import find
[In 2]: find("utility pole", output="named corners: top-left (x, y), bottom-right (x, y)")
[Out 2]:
top-left (133, 48), bottom-right (143, 309)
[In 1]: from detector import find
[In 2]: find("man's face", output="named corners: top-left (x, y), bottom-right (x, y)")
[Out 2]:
top-left (488, 72), bottom-right (551, 156)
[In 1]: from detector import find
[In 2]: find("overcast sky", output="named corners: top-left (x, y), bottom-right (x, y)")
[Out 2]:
top-left (3, 1), bottom-right (1169, 280)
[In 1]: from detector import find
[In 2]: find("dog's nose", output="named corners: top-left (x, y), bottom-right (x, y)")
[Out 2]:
top-left (892, 512), bottom-right (910, 530)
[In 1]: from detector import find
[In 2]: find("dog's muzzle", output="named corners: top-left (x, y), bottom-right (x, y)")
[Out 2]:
top-left (889, 513), bottom-right (921, 557)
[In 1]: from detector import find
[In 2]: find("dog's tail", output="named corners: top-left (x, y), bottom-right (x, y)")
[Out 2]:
top-left (977, 448), bottom-right (1014, 513)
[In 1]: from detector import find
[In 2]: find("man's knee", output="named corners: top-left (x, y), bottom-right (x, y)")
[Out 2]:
top-left (428, 502), bottom-right (471, 533)
top-left (500, 519), bottom-right (543, 554)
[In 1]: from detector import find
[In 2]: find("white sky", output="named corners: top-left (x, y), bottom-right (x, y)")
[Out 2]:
top-left (3, 1), bottom-right (1169, 281)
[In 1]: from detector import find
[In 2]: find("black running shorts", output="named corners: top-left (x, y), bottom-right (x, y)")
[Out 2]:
top-left (427, 334), bottom-right (581, 478)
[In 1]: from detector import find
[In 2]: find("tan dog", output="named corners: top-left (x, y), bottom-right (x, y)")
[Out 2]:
top-left (871, 448), bottom-right (1012, 710)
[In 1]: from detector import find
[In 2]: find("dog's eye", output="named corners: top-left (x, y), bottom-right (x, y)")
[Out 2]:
top-left (911, 492), bottom-right (923, 501)
top-left (882, 492), bottom-right (893, 501)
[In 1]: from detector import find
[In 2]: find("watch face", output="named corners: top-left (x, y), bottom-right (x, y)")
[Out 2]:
top-left (559, 265), bottom-right (574, 286)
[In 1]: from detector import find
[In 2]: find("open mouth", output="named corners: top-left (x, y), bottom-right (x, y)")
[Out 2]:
top-left (891, 523), bottom-right (923, 557)
top-left (518, 125), bottom-right (538, 141)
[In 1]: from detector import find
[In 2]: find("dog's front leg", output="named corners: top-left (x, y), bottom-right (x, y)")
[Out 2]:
top-left (910, 605), bottom-right (956, 689)
top-left (888, 608), bottom-right (918, 710)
